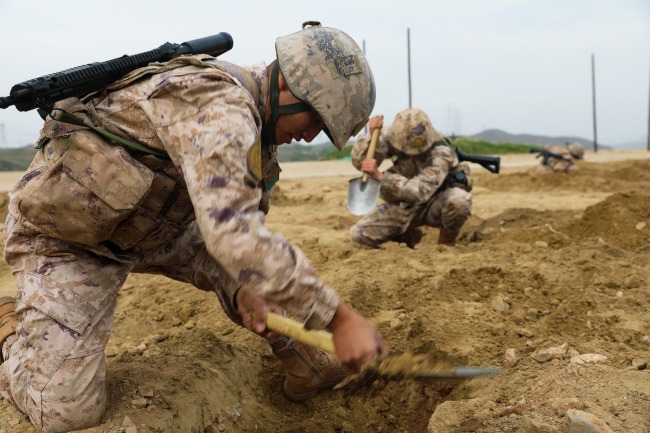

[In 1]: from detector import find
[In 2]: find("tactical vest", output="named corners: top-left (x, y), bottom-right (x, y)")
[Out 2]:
top-left (16, 57), bottom-right (275, 256)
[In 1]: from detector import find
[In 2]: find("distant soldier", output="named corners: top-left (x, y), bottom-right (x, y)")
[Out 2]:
top-left (535, 142), bottom-right (585, 175)
top-left (349, 108), bottom-right (472, 248)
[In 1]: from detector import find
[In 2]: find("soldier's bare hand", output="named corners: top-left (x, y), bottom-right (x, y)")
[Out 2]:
top-left (327, 302), bottom-right (389, 373)
top-left (368, 115), bottom-right (383, 131)
top-left (235, 287), bottom-right (282, 337)
top-left (360, 158), bottom-right (384, 181)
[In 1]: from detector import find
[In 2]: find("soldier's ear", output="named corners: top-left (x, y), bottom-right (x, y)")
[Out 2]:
top-left (277, 72), bottom-right (289, 91)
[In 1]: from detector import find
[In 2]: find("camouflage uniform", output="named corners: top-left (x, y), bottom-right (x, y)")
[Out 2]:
top-left (0, 56), bottom-right (340, 432)
top-left (349, 122), bottom-right (473, 248)
top-left (535, 143), bottom-right (583, 175)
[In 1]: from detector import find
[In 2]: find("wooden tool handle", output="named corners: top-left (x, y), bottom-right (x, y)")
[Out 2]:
top-left (266, 312), bottom-right (336, 354)
top-left (361, 128), bottom-right (380, 183)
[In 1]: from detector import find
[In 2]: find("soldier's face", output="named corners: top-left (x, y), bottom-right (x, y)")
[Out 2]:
top-left (272, 71), bottom-right (325, 145)
top-left (274, 89), bottom-right (324, 145)
top-left (275, 109), bottom-right (324, 145)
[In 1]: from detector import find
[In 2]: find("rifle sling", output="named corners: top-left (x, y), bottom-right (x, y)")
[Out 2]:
top-left (52, 109), bottom-right (171, 160)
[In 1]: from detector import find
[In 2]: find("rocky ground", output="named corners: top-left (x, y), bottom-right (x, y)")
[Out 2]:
top-left (0, 151), bottom-right (649, 433)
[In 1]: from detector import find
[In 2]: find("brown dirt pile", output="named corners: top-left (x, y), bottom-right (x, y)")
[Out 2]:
top-left (0, 157), bottom-right (649, 432)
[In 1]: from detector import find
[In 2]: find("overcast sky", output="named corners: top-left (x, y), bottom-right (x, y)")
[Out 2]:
top-left (0, 0), bottom-right (648, 149)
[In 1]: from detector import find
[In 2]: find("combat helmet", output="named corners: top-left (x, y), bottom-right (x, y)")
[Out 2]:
top-left (263, 21), bottom-right (375, 150)
top-left (567, 142), bottom-right (584, 160)
top-left (387, 108), bottom-right (443, 155)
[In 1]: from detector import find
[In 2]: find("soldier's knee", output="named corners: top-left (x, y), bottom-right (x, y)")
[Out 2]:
top-left (446, 189), bottom-right (472, 214)
top-left (349, 225), bottom-right (380, 248)
top-left (39, 375), bottom-right (106, 432)
top-left (442, 189), bottom-right (472, 229)
top-left (36, 353), bottom-right (106, 432)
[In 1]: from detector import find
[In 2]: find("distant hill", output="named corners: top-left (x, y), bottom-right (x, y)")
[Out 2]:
top-left (467, 129), bottom-right (597, 148)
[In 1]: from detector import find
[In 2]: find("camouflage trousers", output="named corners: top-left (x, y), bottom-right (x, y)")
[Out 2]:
top-left (536, 160), bottom-right (578, 175)
top-left (0, 214), bottom-right (239, 433)
top-left (349, 187), bottom-right (472, 247)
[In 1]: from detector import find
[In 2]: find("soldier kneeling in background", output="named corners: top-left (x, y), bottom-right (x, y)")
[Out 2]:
top-left (349, 108), bottom-right (472, 248)
top-left (535, 142), bottom-right (585, 175)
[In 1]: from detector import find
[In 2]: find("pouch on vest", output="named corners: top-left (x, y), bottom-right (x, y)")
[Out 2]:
top-left (17, 129), bottom-right (154, 246)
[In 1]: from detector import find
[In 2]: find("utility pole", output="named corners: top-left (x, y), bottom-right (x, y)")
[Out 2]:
top-left (647, 55), bottom-right (649, 151)
top-left (363, 39), bottom-right (368, 134)
top-left (407, 28), bottom-right (412, 108)
top-left (591, 53), bottom-right (598, 153)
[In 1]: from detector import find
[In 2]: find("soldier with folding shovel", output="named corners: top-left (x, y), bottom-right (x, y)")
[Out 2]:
top-left (349, 108), bottom-right (473, 248)
top-left (0, 22), bottom-right (387, 432)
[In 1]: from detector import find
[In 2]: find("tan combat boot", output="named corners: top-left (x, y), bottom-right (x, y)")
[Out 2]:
top-left (0, 297), bottom-right (19, 361)
top-left (269, 336), bottom-right (347, 402)
top-left (437, 228), bottom-right (459, 246)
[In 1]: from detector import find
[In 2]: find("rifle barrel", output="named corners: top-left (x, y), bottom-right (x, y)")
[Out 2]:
top-left (1, 32), bottom-right (234, 112)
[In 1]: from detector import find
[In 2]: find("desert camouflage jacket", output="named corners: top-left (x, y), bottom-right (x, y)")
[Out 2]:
top-left (12, 55), bottom-right (339, 330)
top-left (352, 127), bottom-right (469, 205)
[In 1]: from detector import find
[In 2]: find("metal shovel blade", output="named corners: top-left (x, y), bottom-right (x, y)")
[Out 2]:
top-left (335, 357), bottom-right (499, 390)
top-left (413, 366), bottom-right (500, 380)
top-left (347, 176), bottom-right (381, 215)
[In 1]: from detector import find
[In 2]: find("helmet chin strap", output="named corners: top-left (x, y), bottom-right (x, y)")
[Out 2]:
top-left (262, 62), bottom-right (312, 146)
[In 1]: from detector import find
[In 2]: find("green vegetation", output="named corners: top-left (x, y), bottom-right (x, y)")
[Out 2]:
top-left (451, 138), bottom-right (541, 155)
top-left (322, 143), bottom-right (352, 160)
top-left (277, 142), bottom-right (332, 162)
top-left (0, 139), bottom-right (543, 171)
top-left (288, 138), bottom-right (540, 163)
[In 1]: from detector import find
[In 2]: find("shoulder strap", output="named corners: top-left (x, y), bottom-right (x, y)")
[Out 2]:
top-left (52, 109), bottom-right (170, 159)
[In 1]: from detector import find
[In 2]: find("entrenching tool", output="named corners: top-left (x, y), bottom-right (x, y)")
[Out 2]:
top-left (347, 128), bottom-right (382, 216)
top-left (265, 312), bottom-right (499, 382)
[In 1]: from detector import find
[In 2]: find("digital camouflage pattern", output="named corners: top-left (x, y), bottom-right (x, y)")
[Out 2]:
top-left (536, 143), bottom-right (582, 175)
top-left (386, 108), bottom-right (442, 156)
top-left (567, 142), bottom-right (585, 160)
top-left (349, 121), bottom-right (472, 247)
top-left (1, 55), bottom-right (340, 432)
top-left (276, 23), bottom-right (375, 150)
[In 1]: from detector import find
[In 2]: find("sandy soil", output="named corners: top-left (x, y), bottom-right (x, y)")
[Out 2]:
top-left (0, 149), bottom-right (649, 433)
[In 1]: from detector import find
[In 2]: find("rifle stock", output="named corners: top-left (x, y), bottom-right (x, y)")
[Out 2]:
top-left (454, 147), bottom-right (500, 174)
top-left (1, 32), bottom-right (233, 113)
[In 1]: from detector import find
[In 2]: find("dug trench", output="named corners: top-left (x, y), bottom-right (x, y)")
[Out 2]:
top-left (0, 155), bottom-right (649, 432)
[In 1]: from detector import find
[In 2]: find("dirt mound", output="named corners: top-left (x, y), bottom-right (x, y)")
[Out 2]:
top-left (563, 192), bottom-right (650, 251)
top-left (1, 155), bottom-right (650, 433)
top-left (479, 159), bottom-right (650, 194)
